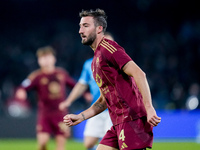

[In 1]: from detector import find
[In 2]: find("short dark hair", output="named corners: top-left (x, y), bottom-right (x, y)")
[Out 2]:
top-left (79, 8), bottom-right (107, 32)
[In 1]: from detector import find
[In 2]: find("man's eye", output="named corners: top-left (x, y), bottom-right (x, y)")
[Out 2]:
top-left (83, 24), bottom-right (89, 27)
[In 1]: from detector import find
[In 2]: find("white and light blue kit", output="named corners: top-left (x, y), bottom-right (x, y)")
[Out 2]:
top-left (79, 58), bottom-right (112, 138)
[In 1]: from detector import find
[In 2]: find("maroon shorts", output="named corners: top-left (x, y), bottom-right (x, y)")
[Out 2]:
top-left (36, 112), bottom-right (70, 137)
top-left (100, 117), bottom-right (153, 150)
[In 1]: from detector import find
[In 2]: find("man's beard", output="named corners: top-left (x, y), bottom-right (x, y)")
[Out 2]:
top-left (81, 32), bottom-right (96, 46)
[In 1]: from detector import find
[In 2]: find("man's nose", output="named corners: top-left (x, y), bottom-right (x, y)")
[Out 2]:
top-left (79, 27), bottom-right (83, 34)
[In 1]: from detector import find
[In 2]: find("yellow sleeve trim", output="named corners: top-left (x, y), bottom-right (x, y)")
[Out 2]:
top-left (100, 40), bottom-right (117, 54)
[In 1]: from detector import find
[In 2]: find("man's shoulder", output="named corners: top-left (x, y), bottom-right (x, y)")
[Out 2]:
top-left (28, 69), bottom-right (42, 80)
top-left (83, 58), bottom-right (93, 69)
top-left (99, 39), bottom-right (122, 55)
top-left (85, 58), bottom-right (93, 64)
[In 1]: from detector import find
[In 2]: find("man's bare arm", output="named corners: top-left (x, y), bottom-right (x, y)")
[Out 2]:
top-left (81, 90), bottom-right (107, 120)
top-left (122, 61), bottom-right (161, 126)
top-left (59, 82), bottom-right (88, 110)
top-left (63, 90), bottom-right (107, 127)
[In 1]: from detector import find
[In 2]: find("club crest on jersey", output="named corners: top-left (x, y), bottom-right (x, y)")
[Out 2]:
top-left (95, 73), bottom-right (102, 87)
top-left (40, 77), bottom-right (49, 85)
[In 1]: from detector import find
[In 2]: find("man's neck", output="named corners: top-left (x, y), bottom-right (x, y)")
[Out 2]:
top-left (90, 34), bottom-right (104, 52)
top-left (41, 66), bottom-right (55, 74)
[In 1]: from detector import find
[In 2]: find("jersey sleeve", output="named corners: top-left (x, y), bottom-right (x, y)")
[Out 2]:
top-left (102, 42), bottom-right (132, 70)
top-left (78, 60), bottom-right (91, 85)
top-left (20, 71), bottom-right (39, 90)
top-left (63, 70), bottom-right (76, 89)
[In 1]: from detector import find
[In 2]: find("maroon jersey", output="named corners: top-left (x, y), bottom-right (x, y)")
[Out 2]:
top-left (92, 38), bottom-right (147, 125)
top-left (20, 67), bottom-right (75, 114)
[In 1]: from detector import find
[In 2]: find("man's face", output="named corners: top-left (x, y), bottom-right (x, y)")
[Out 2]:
top-left (38, 53), bottom-right (56, 69)
top-left (79, 16), bottom-right (97, 45)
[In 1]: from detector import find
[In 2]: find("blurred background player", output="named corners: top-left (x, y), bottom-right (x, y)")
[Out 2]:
top-left (15, 46), bottom-right (76, 150)
top-left (59, 32), bottom-right (114, 150)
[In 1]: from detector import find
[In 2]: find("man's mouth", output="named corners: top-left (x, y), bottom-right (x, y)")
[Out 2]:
top-left (82, 36), bottom-right (86, 39)
top-left (81, 34), bottom-right (86, 39)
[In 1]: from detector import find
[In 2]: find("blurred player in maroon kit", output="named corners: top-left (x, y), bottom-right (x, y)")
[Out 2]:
top-left (63, 9), bottom-right (161, 150)
top-left (15, 46), bottom-right (76, 150)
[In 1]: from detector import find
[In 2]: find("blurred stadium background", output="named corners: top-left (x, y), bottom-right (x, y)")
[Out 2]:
top-left (0, 0), bottom-right (200, 149)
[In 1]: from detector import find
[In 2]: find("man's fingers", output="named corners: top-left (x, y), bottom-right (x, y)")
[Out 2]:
top-left (155, 116), bottom-right (161, 120)
top-left (149, 119), bottom-right (157, 127)
top-left (148, 116), bottom-right (161, 126)
top-left (63, 115), bottom-right (73, 126)
top-left (153, 116), bottom-right (161, 123)
top-left (63, 114), bottom-right (70, 120)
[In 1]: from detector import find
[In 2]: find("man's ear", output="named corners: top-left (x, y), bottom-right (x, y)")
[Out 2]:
top-left (97, 26), bottom-right (103, 34)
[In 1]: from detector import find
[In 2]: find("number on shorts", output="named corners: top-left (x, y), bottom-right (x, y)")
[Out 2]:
top-left (119, 129), bottom-right (125, 141)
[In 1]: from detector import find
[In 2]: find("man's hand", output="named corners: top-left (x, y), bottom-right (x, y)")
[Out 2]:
top-left (15, 88), bottom-right (27, 101)
top-left (146, 106), bottom-right (161, 127)
top-left (63, 113), bottom-right (84, 127)
top-left (83, 92), bottom-right (93, 103)
top-left (59, 100), bottom-right (71, 111)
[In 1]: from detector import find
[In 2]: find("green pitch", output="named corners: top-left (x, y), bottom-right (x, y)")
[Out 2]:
top-left (153, 142), bottom-right (200, 150)
top-left (0, 139), bottom-right (84, 150)
top-left (0, 138), bottom-right (200, 150)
